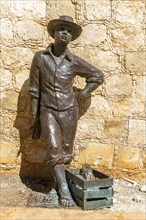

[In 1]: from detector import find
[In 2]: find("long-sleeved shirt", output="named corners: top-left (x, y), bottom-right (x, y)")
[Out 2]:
top-left (29, 44), bottom-right (103, 111)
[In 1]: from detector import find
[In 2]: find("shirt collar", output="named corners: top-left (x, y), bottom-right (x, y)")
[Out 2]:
top-left (43, 44), bottom-right (74, 61)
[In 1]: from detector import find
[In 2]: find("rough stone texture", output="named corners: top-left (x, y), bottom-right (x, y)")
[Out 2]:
top-left (115, 1), bottom-right (144, 25)
top-left (77, 143), bottom-right (115, 167)
top-left (128, 119), bottom-right (146, 146)
top-left (0, 69), bottom-right (13, 91)
top-left (124, 51), bottom-right (145, 73)
top-left (105, 74), bottom-right (132, 97)
top-left (112, 96), bottom-right (145, 118)
top-left (103, 119), bottom-right (128, 142)
top-left (0, 141), bottom-right (19, 164)
top-left (135, 76), bottom-right (146, 100)
top-left (0, 0), bottom-right (145, 179)
top-left (111, 26), bottom-right (144, 51)
top-left (1, 207), bottom-right (145, 220)
top-left (92, 50), bottom-right (120, 72)
top-left (113, 146), bottom-right (140, 170)
top-left (85, 0), bottom-right (111, 21)
top-left (1, 18), bottom-right (13, 39)
top-left (80, 24), bottom-right (107, 47)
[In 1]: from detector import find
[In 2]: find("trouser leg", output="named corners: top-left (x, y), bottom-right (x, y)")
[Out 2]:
top-left (58, 107), bottom-right (79, 164)
top-left (40, 108), bottom-right (64, 167)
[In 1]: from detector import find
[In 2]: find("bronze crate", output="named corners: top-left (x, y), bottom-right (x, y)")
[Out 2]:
top-left (66, 168), bottom-right (113, 210)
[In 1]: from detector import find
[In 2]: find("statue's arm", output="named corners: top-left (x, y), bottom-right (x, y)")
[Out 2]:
top-left (28, 52), bottom-right (40, 120)
top-left (74, 57), bottom-right (104, 99)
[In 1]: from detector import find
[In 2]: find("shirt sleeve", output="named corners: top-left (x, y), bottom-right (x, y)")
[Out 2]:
top-left (28, 52), bottom-right (41, 99)
top-left (74, 56), bottom-right (104, 84)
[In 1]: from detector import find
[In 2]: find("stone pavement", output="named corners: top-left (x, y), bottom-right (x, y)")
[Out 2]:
top-left (0, 207), bottom-right (145, 220)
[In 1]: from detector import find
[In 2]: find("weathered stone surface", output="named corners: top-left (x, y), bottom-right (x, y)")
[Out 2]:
top-left (85, 0), bottom-right (111, 20)
top-left (78, 143), bottom-right (115, 167)
top-left (2, 47), bottom-right (34, 70)
top-left (1, 18), bottom-right (13, 40)
top-left (111, 26), bottom-right (144, 51)
top-left (87, 96), bottom-right (113, 118)
top-left (113, 96), bottom-right (145, 117)
top-left (128, 119), bottom-right (146, 146)
top-left (1, 207), bottom-right (145, 220)
top-left (14, 69), bottom-right (29, 91)
top-left (15, 19), bottom-right (44, 41)
top-left (124, 51), bottom-right (145, 73)
top-left (0, 141), bottom-right (18, 164)
top-left (103, 119), bottom-right (128, 142)
top-left (135, 76), bottom-right (146, 100)
top-left (115, 1), bottom-right (144, 25)
top-left (92, 50), bottom-right (120, 72)
top-left (141, 149), bottom-right (146, 168)
top-left (0, 69), bottom-right (13, 90)
top-left (105, 74), bottom-right (132, 97)
top-left (9, 0), bottom-right (46, 18)
top-left (46, 0), bottom-right (75, 20)
top-left (1, 90), bottom-right (19, 112)
top-left (76, 118), bottom-right (103, 140)
top-left (113, 146), bottom-right (140, 169)
top-left (80, 24), bottom-right (107, 46)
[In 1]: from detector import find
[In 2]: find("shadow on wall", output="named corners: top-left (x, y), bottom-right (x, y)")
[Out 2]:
top-left (14, 79), bottom-right (54, 183)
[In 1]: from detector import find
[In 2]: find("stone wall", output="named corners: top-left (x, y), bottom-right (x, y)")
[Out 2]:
top-left (0, 0), bottom-right (145, 179)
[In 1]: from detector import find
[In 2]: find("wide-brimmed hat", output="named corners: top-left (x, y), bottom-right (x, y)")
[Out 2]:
top-left (47, 15), bottom-right (82, 41)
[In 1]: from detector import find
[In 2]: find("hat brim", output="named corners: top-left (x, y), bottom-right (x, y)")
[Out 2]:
top-left (47, 19), bottom-right (82, 41)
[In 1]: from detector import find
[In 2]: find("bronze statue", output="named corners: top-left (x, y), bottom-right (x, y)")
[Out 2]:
top-left (29, 15), bottom-right (104, 207)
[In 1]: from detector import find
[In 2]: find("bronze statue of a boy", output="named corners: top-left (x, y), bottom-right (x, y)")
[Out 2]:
top-left (29, 15), bottom-right (104, 207)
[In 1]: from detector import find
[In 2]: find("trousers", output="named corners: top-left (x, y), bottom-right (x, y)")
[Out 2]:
top-left (40, 106), bottom-right (79, 167)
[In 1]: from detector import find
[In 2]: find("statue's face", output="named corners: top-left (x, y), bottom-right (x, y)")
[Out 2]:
top-left (54, 25), bottom-right (72, 45)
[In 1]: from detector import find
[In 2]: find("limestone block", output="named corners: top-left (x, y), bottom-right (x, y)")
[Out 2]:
top-left (15, 19), bottom-right (44, 41)
top-left (2, 47), bottom-right (34, 70)
top-left (0, 141), bottom-right (18, 164)
top-left (113, 146), bottom-right (140, 169)
top-left (135, 76), bottom-right (146, 100)
top-left (85, 0), bottom-right (111, 20)
top-left (128, 119), bottom-right (145, 145)
top-left (115, 1), bottom-right (144, 25)
top-left (15, 69), bottom-right (29, 91)
top-left (46, 0), bottom-right (75, 20)
top-left (80, 24), bottom-right (107, 46)
top-left (9, 0), bottom-right (46, 18)
top-left (141, 149), bottom-right (146, 168)
top-left (0, 69), bottom-right (12, 90)
top-left (92, 50), bottom-right (120, 72)
top-left (124, 51), bottom-right (145, 73)
top-left (1, 90), bottom-right (19, 112)
top-left (76, 118), bottom-right (103, 140)
top-left (113, 96), bottom-right (144, 117)
top-left (1, 18), bottom-right (13, 39)
top-left (103, 119), bottom-right (128, 142)
top-left (105, 74), bottom-right (132, 96)
top-left (111, 26), bottom-right (144, 51)
top-left (87, 96), bottom-right (113, 118)
top-left (78, 143), bottom-right (115, 166)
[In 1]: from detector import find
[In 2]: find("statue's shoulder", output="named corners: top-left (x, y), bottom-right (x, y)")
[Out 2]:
top-left (34, 50), bottom-right (46, 58)
top-left (72, 53), bottom-right (89, 66)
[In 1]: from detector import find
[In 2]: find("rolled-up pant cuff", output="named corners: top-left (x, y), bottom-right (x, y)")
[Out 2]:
top-left (47, 154), bottom-right (74, 167)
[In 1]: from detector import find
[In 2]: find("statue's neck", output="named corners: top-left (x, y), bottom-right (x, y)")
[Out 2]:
top-left (52, 43), bottom-right (67, 57)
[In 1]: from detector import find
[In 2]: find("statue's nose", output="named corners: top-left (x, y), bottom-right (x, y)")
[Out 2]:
top-left (63, 29), bottom-right (68, 34)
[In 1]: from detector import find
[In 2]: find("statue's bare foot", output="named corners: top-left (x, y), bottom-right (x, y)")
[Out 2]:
top-left (59, 185), bottom-right (76, 207)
